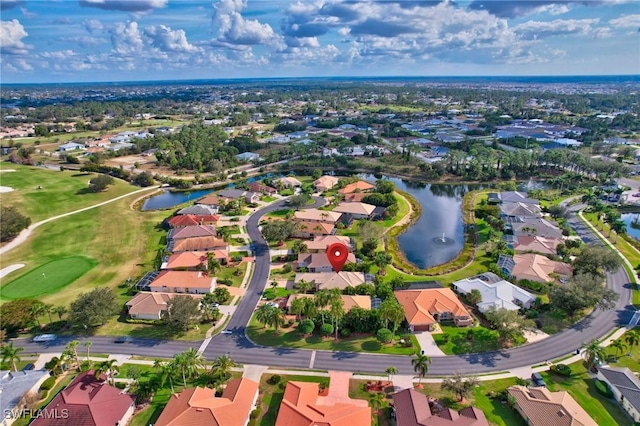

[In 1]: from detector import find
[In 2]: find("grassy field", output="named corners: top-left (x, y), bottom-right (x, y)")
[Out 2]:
top-left (432, 325), bottom-right (502, 355)
top-left (0, 162), bottom-right (138, 221)
top-left (247, 315), bottom-right (418, 355)
top-left (1, 256), bottom-right (97, 299)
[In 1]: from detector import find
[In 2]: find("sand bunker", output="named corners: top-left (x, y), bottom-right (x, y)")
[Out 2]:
top-left (0, 186), bottom-right (14, 193)
top-left (0, 169), bottom-right (16, 173)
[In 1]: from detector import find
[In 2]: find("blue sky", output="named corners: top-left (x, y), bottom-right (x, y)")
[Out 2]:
top-left (1, 0), bottom-right (639, 83)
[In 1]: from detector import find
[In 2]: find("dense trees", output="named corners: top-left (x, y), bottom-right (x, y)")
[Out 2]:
top-left (69, 288), bottom-right (119, 326)
top-left (1, 299), bottom-right (43, 334)
top-left (549, 273), bottom-right (619, 317)
top-left (164, 296), bottom-right (201, 330)
top-left (484, 307), bottom-right (534, 344)
top-left (572, 245), bottom-right (621, 276)
top-left (261, 220), bottom-right (298, 244)
top-left (88, 174), bottom-right (114, 192)
top-left (0, 206), bottom-right (31, 242)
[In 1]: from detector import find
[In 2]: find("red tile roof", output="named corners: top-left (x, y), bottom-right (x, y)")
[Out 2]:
top-left (338, 181), bottom-right (374, 195)
top-left (168, 215), bottom-right (219, 228)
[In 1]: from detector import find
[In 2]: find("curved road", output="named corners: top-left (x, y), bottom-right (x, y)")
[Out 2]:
top-left (13, 199), bottom-right (635, 376)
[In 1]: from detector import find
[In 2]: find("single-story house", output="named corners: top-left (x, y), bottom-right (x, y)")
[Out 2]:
top-left (31, 371), bottom-right (136, 426)
top-left (155, 378), bottom-right (259, 426)
top-left (508, 217), bottom-right (564, 239)
top-left (168, 225), bottom-right (218, 241)
top-left (500, 202), bottom-right (542, 219)
top-left (511, 235), bottom-right (562, 255)
top-left (1, 370), bottom-right (50, 426)
top-left (392, 388), bottom-right (489, 426)
top-left (294, 272), bottom-right (366, 291)
top-left (235, 152), bottom-right (261, 162)
top-left (126, 292), bottom-right (179, 320)
top-left (452, 276), bottom-right (535, 312)
top-left (167, 214), bottom-right (219, 228)
top-left (162, 250), bottom-right (228, 270)
top-left (394, 288), bottom-right (473, 332)
top-left (333, 202), bottom-right (377, 220)
top-left (247, 182), bottom-right (277, 195)
top-left (338, 181), bottom-right (375, 195)
top-left (58, 142), bottom-right (86, 152)
top-left (294, 209), bottom-right (343, 224)
top-left (499, 253), bottom-right (573, 284)
top-left (286, 294), bottom-right (371, 313)
top-left (197, 195), bottom-right (230, 209)
top-left (314, 175), bottom-right (340, 192)
top-left (596, 367), bottom-right (640, 422)
top-left (217, 189), bottom-right (260, 204)
top-left (498, 191), bottom-right (539, 205)
top-left (343, 192), bottom-right (368, 202)
top-left (149, 270), bottom-right (216, 294)
top-left (293, 222), bottom-right (335, 238)
top-left (177, 205), bottom-right (219, 216)
top-left (507, 385), bottom-right (597, 426)
top-left (170, 236), bottom-right (228, 253)
top-left (297, 252), bottom-right (356, 272)
top-left (275, 381), bottom-right (370, 426)
top-left (305, 235), bottom-right (353, 252)
top-left (278, 176), bottom-right (302, 188)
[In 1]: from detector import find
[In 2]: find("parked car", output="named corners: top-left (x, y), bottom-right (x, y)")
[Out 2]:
top-left (33, 334), bottom-right (57, 343)
top-left (531, 372), bottom-right (547, 387)
top-left (22, 363), bottom-right (35, 371)
top-left (114, 336), bottom-right (130, 344)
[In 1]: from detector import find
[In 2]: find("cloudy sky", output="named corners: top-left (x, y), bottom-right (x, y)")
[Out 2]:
top-left (1, 0), bottom-right (639, 83)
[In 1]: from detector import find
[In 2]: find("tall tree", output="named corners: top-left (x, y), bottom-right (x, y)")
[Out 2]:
top-left (484, 307), bottom-right (534, 344)
top-left (369, 392), bottom-right (385, 416)
top-left (609, 339), bottom-right (627, 357)
top-left (154, 359), bottom-right (175, 393)
top-left (411, 354), bottom-right (431, 385)
top-left (625, 330), bottom-right (640, 351)
top-left (582, 339), bottom-right (607, 369)
top-left (0, 206), bottom-right (31, 242)
top-left (549, 273), bottom-right (619, 317)
top-left (1, 343), bottom-right (24, 371)
top-left (164, 296), bottom-right (201, 330)
top-left (441, 372), bottom-right (479, 401)
top-left (29, 303), bottom-right (45, 328)
top-left (573, 245), bottom-right (621, 276)
top-left (385, 366), bottom-right (398, 382)
top-left (95, 359), bottom-right (118, 385)
top-left (378, 299), bottom-right (405, 341)
top-left (211, 354), bottom-right (237, 381)
top-left (69, 288), bottom-right (119, 326)
top-left (84, 341), bottom-right (92, 364)
top-left (53, 306), bottom-right (68, 321)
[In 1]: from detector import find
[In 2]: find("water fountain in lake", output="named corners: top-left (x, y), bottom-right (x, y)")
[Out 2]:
top-left (432, 232), bottom-right (455, 245)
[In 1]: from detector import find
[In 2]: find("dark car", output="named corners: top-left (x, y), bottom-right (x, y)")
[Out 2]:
top-left (531, 372), bottom-right (547, 387)
top-left (22, 363), bottom-right (35, 371)
top-left (114, 336), bottom-right (130, 343)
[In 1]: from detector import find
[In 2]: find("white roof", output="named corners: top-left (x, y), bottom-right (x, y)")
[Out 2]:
top-left (453, 277), bottom-right (535, 312)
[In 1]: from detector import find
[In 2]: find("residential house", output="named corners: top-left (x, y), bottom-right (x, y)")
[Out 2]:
top-left (162, 250), bottom-right (228, 270)
top-left (279, 176), bottom-right (302, 188)
top-left (294, 222), bottom-right (336, 238)
top-left (177, 205), bottom-right (219, 216)
top-left (343, 192), bottom-right (368, 202)
top-left (167, 214), bottom-right (219, 228)
top-left (500, 202), bottom-right (542, 219)
top-left (217, 189), bottom-right (260, 204)
top-left (58, 142), bottom-right (86, 152)
top-left (499, 253), bottom-right (573, 284)
top-left (338, 181), bottom-right (375, 195)
top-left (596, 367), bottom-right (640, 422)
top-left (294, 272), bottom-right (366, 291)
top-left (235, 152), bottom-right (261, 162)
top-left (248, 182), bottom-right (277, 195)
top-left (314, 175), bottom-right (340, 192)
top-left (507, 385), bottom-right (597, 426)
top-left (333, 202), bottom-right (377, 220)
top-left (149, 270), bottom-right (216, 294)
top-left (155, 378), bottom-right (259, 426)
top-left (498, 191), bottom-right (539, 205)
top-left (168, 225), bottom-right (218, 241)
top-left (508, 217), bottom-right (564, 239)
top-left (392, 388), bottom-right (489, 426)
top-left (286, 294), bottom-right (371, 313)
top-left (305, 235), bottom-right (353, 252)
top-left (1, 370), bottom-right (50, 426)
top-left (197, 194), bottom-right (230, 210)
top-left (31, 371), bottom-right (136, 426)
top-left (170, 236), bottom-right (228, 253)
top-left (297, 252), bottom-right (356, 272)
top-left (294, 209), bottom-right (342, 224)
top-left (275, 381), bottom-right (371, 426)
top-left (394, 288), bottom-right (474, 332)
top-left (511, 235), bottom-right (562, 256)
top-left (126, 292), bottom-right (181, 320)
top-left (452, 275), bottom-right (535, 312)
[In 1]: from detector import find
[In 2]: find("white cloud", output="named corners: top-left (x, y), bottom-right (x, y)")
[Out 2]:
top-left (0, 19), bottom-right (32, 55)
top-left (110, 21), bottom-right (144, 55)
top-left (79, 0), bottom-right (167, 13)
top-left (144, 25), bottom-right (201, 53)
top-left (84, 19), bottom-right (104, 35)
top-left (514, 18), bottom-right (600, 39)
top-left (609, 14), bottom-right (640, 29)
top-left (14, 58), bottom-right (32, 70)
top-left (212, 0), bottom-right (283, 47)
top-left (20, 7), bottom-right (36, 19)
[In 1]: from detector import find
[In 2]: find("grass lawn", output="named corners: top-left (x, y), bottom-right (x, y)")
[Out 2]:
top-left (264, 209), bottom-right (292, 219)
top-left (257, 374), bottom-right (330, 426)
top-left (0, 360), bottom-right (31, 371)
top-left (349, 379), bottom-right (394, 426)
top-left (217, 262), bottom-right (248, 287)
top-left (416, 377), bottom-right (526, 426)
top-left (540, 362), bottom-right (631, 426)
top-left (262, 196), bottom-right (277, 202)
top-left (95, 316), bottom-right (209, 341)
top-left (0, 162), bottom-right (138, 221)
top-left (247, 315), bottom-right (417, 355)
top-left (130, 386), bottom-right (172, 426)
top-left (116, 363), bottom-right (156, 379)
top-left (604, 327), bottom-right (640, 371)
top-left (432, 325), bottom-right (502, 355)
top-left (1, 256), bottom-right (97, 300)
top-left (262, 287), bottom-right (292, 299)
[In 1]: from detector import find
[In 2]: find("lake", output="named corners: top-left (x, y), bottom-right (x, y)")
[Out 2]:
top-left (621, 213), bottom-right (640, 240)
top-left (141, 189), bottom-right (215, 211)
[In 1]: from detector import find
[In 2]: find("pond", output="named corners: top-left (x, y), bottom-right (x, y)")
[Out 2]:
top-left (621, 213), bottom-right (640, 240)
top-left (360, 174), bottom-right (476, 269)
top-left (141, 189), bottom-right (215, 211)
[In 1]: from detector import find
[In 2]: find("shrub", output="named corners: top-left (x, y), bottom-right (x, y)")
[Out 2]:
top-left (320, 323), bottom-right (334, 336)
top-left (268, 375), bottom-right (281, 385)
top-left (115, 382), bottom-right (126, 390)
top-left (250, 406), bottom-right (262, 419)
top-left (298, 319), bottom-right (315, 334)
top-left (39, 389), bottom-right (48, 400)
top-left (525, 309), bottom-right (539, 319)
top-left (550, 364), bottom-right (572, 377)
top-left (40, 377), bottom-right (56, 391)
top-left (340, 328), bottom-right (351, 337)
top-left (282, 263), bottom-right (293, 274)
top-left (595, 380), bottom-right (613, 398)
top-left (376, 328), bottom-right (393, 344)
top-left (440, 334), bottom-right (450, 343)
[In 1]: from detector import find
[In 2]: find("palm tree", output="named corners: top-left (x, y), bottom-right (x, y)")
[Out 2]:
top-left (256, 304), bottom-right (274, 328)
top-left (411, 354), bottom-right (431, 386)
top-left (610, 339), bottom-right (627, 357)
top-left (84, 341), bottom-right (92, 364)
top-left (44, 356), bottom-right (64, 376)
top-left (43, 304), bottom-right (54, 324)
top-left (64, 340), bottom-right (80, 367)
top-left (314, 290), bottom-right (332, 324)
top-left (290, 297), bottom-right (307, 321)
top-left (95, 359), bottom-right (118, 385)
top-left (211, 354), bottom-right (237, 381)
top-left (611, 220), bottom-right (626, 243)
top-left (29, 304), bottom-right (45, 328)
top-left (153, 359), bottom-right (174, 393)
top-left (369, 392), bottom-right (385, 416)
top-left (385, 366), bottom-right (398, 382)
top-left (207, 255), bottom-right (221, 276)
top-left (296, 279), bottom-right (312, 295)
top-left (270, 280), bottom-right (279, 290)
top-left (271, 308), bottom-right (286, 334)
top-left (582, 339), bottom-right (607, 369)
top-left (53, 306), bottom-right (67, 321)
top-left (177, 348), bottom-right (204, 386)
top-left (1, 343), bottom-right (24, 371)
top-left (624, 330), bottom-right (640, 352)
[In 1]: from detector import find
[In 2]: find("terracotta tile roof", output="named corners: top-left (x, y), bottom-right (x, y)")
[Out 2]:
top-left (169, 225), bottom-right (218, 240)
top-left (306, 235), bottom-right (352, 251)
top-left (163, 251), bottom-right (208, 269)
top-left (286, 294), bottom-right (371, 312)
top-left (31, 371), bottom-right (134, 426)
top-left (392, 388), bottom-right (489, 426)
top-left (297, 252), bottom-right (356, 270)
top-left (155, 378), bottom-right (259, 426)
top-left (333, 202), bottom-right (376, 216)
top-left (343, 192), bottom-right (368, 202)
top-left (295, 208), bottom-right (343, 223)
top-left (295, 272), bottom-right (366, 290)
top-left (513, 236), bottom-right (561, 255)
top-left (168, 214), bottom-right (219, 228)
top-left (512, 253), bottom-right (572, 283)
top-left (197, 195), bottom-right (229, 206)
top-left (126, 292), bottom-right (172, 317)
top-left (248, 182), bottom-right (277, 194)
top-left (172, 236), bottom-right (227, 252)
top-left (296, 222), bottom-right (335, 235)
top-left (314, 175), bottom-right (340, 191)
top-left (507, 385), bottom-right (597, 426)
top-left (338, 181), bottom-right (374, 194)
top-left (275, 381), bottom-right (371, 426)
top-left (149, 270), bottom-right (216, 290)
top-left (394, 288), bottom-right (471, 327)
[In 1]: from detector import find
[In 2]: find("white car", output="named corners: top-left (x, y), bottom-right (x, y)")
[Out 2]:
top-left (33, 334), bottom-right (57, 342)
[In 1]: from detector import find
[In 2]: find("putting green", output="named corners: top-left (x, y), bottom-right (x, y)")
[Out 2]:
top-left (1, 256), bottom-right (97, 300)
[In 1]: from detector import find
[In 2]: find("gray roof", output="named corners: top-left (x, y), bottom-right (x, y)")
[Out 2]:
top-left (0, 370), bottom-right (50, 415)
top-left (598, 367), bottom-right (640, 412)
top-left (499, 191), bottom-right (539, 204)
top-left (177, 205), bottom-right (217, 216)
top-left (217, 189), bottom-right (247, 199)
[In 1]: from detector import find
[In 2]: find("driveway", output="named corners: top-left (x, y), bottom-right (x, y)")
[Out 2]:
top-left (414, 331), bottom-right (446, 356)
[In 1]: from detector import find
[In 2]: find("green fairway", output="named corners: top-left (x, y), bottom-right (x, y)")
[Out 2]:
top-left (1, 256), bottom-right (97, 299)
